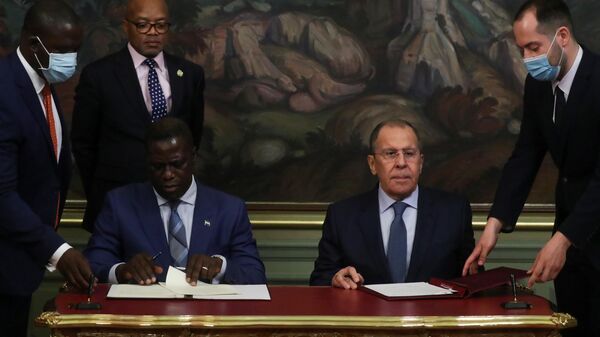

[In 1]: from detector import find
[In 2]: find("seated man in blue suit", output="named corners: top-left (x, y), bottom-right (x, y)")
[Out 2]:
top-left (85, 117), bottom-right (266, 285)
top-left (310, 119), bottom-right (475, 289)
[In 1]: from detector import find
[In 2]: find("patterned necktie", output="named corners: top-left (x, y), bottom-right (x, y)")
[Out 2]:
top-left (42, 84), bottom-right (60, 229)
top-left (554, 87), bottom-right (566, 131)
top-left (168, 200), bottom-right (188, 267)
top-left (144, 58), bottom-right (168, 122)
top-left (41, 84), bottom-right (58, 157)
top-left (387, 201), bottom-right (408, 283)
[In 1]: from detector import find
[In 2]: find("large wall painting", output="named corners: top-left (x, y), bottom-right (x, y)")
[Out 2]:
top-left (2, 0), bottom-right (598, 203)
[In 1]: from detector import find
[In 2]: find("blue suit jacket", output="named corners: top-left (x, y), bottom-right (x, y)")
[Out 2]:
top-left (310, 186), bottom-right (474, 285)
top-left (84, 181), bottom-right (266, 284)
top-left (0, 52), bottom-right (71, 296)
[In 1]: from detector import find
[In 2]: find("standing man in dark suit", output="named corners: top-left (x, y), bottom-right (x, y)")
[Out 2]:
top-left (85, 118), bottom-right (266, 285)
top-left (310, 120), bottom-right (475, 289)
top-left (0, 1), bottom-right (93, 336)
top-left (72, 0), bottom-right (205, 232)
top-left (463, 1), bottom-right (600, 336)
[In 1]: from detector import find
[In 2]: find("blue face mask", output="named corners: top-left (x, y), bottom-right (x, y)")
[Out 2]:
top-left (523, 32), bottom-right (564, 81)
top-left (33, 36), bottom-right (78, 83)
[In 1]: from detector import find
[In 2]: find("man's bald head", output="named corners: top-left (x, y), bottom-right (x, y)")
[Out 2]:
top-left (22, 0), bottom-right (81, 38)
top-left (126, 0), bottom-right (169, 19)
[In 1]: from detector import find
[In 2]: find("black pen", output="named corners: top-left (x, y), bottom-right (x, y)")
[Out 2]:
top-left (151, 251), bottom-right (163, 261)
top-left (86, 273), bottom-right (95, 303)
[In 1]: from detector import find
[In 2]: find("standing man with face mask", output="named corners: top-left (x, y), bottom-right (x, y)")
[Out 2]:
top-left (0, 1), bottom-right (93, 336)
top-left (463, 1), bottom-right (600, 336)
top-left (71, 0), bottom-right (205, 233)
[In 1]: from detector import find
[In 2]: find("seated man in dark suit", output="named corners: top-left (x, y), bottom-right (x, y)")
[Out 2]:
top-left (85, 117), bottom-right (266, 285)
top-left (310, 119), bottom-right (475, 289)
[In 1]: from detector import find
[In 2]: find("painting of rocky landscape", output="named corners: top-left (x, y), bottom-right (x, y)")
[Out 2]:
top-left (2, 0), bottom-right (599, 203)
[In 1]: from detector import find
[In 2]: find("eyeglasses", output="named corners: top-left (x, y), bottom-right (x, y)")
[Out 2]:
top-left (126, 19), bottom-right (171, 34)
top-left (373, 148), bottom-right (420, 162)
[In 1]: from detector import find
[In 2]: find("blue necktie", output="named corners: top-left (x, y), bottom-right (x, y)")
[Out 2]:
top-left (168, 200), bottom-right (188, 267)
top-left (144, 58), bottom-right (168, 122)
top-left (387, 201), bottom-right (408, 283)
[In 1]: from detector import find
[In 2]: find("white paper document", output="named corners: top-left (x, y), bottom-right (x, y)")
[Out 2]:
top-left (363, 282), bottom-right (455, 298)
top-left (164, 266), bottom-right (237, 296)
top-left (106, 266), bottom-right (271, 300)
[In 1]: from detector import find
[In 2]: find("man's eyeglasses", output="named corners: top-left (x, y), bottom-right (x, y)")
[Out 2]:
top-left (373, 149), bottom-right (420, 162)
top-left (126, 19), bottom-right (171, 34)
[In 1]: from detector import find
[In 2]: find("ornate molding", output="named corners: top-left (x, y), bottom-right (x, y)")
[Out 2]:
top-left (550, 313), bottom-right (577, 328)
top-left (37, 312), bottom-right (576, 330)
top-left (62, 200), bottom-right (556, 230)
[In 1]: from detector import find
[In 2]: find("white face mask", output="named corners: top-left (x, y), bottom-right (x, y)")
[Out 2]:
top-left (33, 36), bottom-right (78, 83)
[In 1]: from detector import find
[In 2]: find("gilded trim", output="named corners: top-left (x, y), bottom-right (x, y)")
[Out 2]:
top-left (62, 200), bottom-right (557, 230)
top-left (36, 312), bottom-right (575, 329)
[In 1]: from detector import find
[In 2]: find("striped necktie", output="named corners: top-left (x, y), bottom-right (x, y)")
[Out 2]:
top-left (168, 200), bottom-right (188, 267)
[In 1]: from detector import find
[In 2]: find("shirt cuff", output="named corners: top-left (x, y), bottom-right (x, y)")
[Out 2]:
top-left (46, 243), bottom-right (72, 271)
top-left (211, 255), bottom-right (227, 284)
top-left (109, 262), bottom-right (126, 284)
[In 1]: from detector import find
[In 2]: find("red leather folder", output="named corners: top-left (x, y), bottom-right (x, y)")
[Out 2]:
top-left (362, 267), bottom-right (528, 300)
top-left (429, 267), bottom-right (528, 298)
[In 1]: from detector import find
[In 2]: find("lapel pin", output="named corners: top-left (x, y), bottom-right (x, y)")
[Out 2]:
top-left (177, 69), bottom-right (184, 77)
top-left (204, 220), bottom-right (211, 227)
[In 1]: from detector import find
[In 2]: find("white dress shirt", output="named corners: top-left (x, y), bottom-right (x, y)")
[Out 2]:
top-left (108, 177), bottom-right (227, 283)
top-left (552, 45), bottom-right (583, 121)
top-left (16, 47), bottom-right (71, 271)
top-left (128, 43), bottom-right (172, 114)
top-left (378, 185), bottom-right (419, 269)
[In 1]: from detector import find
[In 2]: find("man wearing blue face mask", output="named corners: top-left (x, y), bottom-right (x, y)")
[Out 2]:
top-left (0, 1), bottom-right (94, 336)
top-left (462, 1), bottom-right (600, 336)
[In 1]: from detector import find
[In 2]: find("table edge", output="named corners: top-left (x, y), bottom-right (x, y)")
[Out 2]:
top-left (36, 312), bottom-right (576, 330)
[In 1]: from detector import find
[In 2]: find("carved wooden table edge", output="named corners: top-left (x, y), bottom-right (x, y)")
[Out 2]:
top-left (36, 311), bottom-right (576, 329)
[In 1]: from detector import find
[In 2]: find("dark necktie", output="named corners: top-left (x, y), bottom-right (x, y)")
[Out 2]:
top-left (555, 87), bottom-right (566, 130)
top-left (387, 201), bottom-right (408, 283)
top-left (168, 200), bottom-right (188, 267)
top-left (144, 58), bottom-right (168, 122)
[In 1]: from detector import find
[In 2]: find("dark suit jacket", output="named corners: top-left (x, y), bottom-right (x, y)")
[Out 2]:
top-left (0, 52), bottom-right (71, 296)
top-left (84, 181), bottom-right (266, 284)
top-left (309, 186), bottom-right (474, 285)
top-left (490, 48), bottom-right (600, 269)
top-left (71, 47), bottom-right (204, 231)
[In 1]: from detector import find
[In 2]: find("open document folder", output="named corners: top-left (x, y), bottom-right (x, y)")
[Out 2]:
top-left (362, 267), bottom-right (528, 300)
top-left (107, 266), bottom-right (271, 300)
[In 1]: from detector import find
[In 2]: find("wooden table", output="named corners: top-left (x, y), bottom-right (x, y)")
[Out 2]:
top-left (36, 284), bottom-right (575, 337)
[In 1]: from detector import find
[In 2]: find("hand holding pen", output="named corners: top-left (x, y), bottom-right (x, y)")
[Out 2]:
top-left (115, 251), bottom-right (164, 285)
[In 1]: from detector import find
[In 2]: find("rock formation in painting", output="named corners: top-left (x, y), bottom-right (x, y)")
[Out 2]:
top-left (186, 12), bottom-right (373, 113)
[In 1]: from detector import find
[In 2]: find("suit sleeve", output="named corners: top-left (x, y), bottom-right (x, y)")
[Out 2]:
top-left (309, 205), bottom-right (343, 286)
top-left (221, 201), bottom-right (266, 284)
top-left (71, 65), bottom-right (102, 198)
top-left (0, 102), bottom-right (64, 265)
top-left (83, 194), bottom-right (123, 282)
top-left (489, 77), bottom-right (548, 232)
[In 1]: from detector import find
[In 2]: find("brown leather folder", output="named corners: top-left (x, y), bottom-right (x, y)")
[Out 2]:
top-left (362, 267), bottom-right (528, 300)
